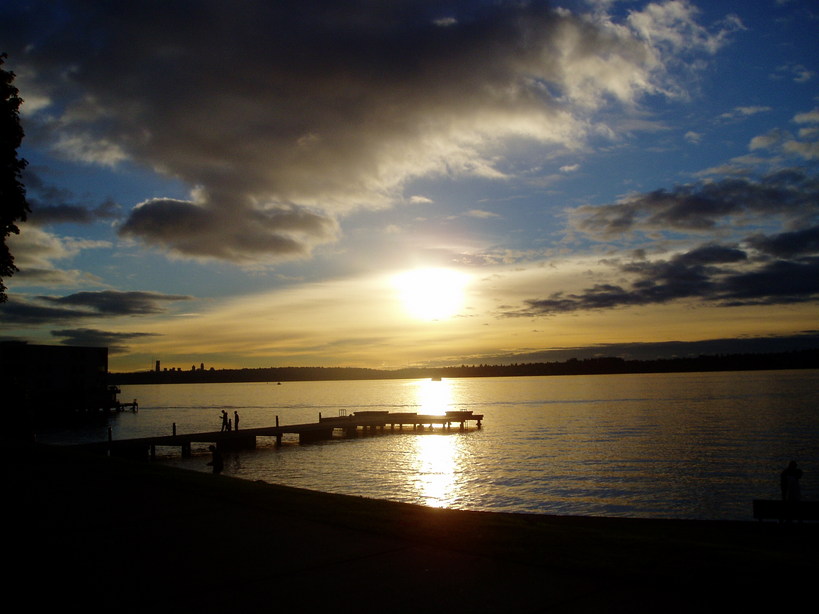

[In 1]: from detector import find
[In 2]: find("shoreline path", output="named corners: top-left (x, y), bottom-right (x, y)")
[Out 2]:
top-left (9, 443), bottom-right (816, 613)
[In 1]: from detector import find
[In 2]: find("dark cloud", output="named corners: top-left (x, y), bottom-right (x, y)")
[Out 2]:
top-left (746, 225), bottom-right (819, 258)
top-left (2, 0), bottom-right (736, 264)
top-left (23, 170), bottom-right (121, 225)
top-left (573, 170), bottom-right (819, 237)
top-left (0, 291), bottom-right (192, 325)
top-left (50, 328), bottom-right (159, 354)
top-left (507, 170), bottom-right (819, 317)
top-left (118, 198), bottom-right (338, 263)
top-left (719, 258), bottom-right (819, 305)
top-left (0, 298), bottom-right (92, 326)
top-left (505, 235), bottom-right (819, 316)
top-left (28, 200), bottom-right (120, 225)
top-left (41, 291), bottom-right (191, 316)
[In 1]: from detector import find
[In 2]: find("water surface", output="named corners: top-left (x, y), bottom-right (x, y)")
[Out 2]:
top-left (39, 370), bottom-right (819, 520)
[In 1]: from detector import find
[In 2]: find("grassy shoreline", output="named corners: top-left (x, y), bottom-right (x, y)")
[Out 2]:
top-left (10, 443), bottom-right (816, 612)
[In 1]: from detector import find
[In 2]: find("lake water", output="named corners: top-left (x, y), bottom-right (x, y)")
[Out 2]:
top-left (39, 370), bottom-right (819, 520)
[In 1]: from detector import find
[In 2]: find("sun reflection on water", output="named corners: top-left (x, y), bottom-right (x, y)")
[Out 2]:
top-left (412, 433), bottom-right (460, 508)
top-left (405, 378), bottom-right (468, 508)
top-left (413, 378), bottom-right (455, 415)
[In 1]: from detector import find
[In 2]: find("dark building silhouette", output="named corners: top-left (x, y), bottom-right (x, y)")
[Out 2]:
top-left (1, 342), bottom-right (117, 435)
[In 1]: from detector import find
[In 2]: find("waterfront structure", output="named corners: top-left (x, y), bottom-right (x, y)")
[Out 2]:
top-left (77, 410), bottom-right (484, 459)
top-left (1, 342), bottom-right (120, 432)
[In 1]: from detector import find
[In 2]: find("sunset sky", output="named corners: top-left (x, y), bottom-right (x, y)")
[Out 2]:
top-left (1, 0), bottom-right (817, 372)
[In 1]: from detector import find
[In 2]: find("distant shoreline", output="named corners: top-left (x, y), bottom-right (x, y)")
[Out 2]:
top-left (109, 348), bottom-right (819, 385)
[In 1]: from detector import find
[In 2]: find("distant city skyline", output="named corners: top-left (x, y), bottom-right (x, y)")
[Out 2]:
top-left (1, 1), bottom-right (817, 372)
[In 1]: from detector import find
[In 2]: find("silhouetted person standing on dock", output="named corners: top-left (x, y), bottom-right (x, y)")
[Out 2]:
top-left (220, 410), bottom-right (228, 432)
top-left (234, 411), bottom-right (240, 431)
top-left (207, 445), bottom-right (223, 474)
top-left (780, 461), bottom-right (802, 501)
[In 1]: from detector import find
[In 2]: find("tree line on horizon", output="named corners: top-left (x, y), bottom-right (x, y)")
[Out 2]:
top-left (109, 348), bottom-right (819, 385)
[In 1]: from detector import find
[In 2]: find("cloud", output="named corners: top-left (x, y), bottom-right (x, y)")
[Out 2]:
top-left (50, 328), bottom-right (159, 354)
top-left (52, 132), bottom-right (128, 167)
top-left (118, 196), bottom-right (339, 263)
top-left (20, 168), bottom-right (122, 225)
top-left (506, 243), bottom-right (746, 314)
top-left (774, 63), bottom-right (815, 83)
top-left (749, 129), bottom-right (785, 151)
top-left (503, 235), bottom-right (819, 315)
top-left (719, 105), bottom-right (771, 121)
top-left (746, 108), bottom-right (819, 161)
top-left (465, 209), bottom-right (500, 219)
top-left (693, 107), bottom-right (819, 179)
top-left (512, 168), bottom-right (819, 316)
top-left (408, 195), bottom-right (434, 205)
top-left (718, 257), bottom-right (819, 306)
top-left (794, 108), bottom-right (819, 124)
top-left (571, 169), bottom-right (819, 237)
top-left (41, 290), bottom-right (191, 316)
top-left (28, 200), bottom-right (119, 225)
top-left (625, 1), bottom-right (742, 56)
top-left (0, 290), bottom-right (192, 325)
top-left (3, 0), bottom-right (740, 265)
top-left (7, 225), bottom-right (109, 286)
top-left (0, 298), bottom-right (94, 326)
top-left (746, 225), bottom-right (819, 258)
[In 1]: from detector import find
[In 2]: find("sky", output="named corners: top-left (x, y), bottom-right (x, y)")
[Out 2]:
top-left (1, 0), bottom-right (818, 373)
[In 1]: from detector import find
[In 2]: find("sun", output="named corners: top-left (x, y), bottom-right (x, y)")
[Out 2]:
top-left (393, 268), bottom-right (469, 321)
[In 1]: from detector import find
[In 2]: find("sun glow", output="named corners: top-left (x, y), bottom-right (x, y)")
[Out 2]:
top-left (393, 268), bottom-right (469, 321)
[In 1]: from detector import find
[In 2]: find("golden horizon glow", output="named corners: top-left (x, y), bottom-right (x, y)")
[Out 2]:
top-left (393, 267), bottom-right (469, 321)
top-left (96, 263), bottom-right (819, 372)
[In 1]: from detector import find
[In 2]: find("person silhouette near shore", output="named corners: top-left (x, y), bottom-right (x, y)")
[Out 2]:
top-left (780, 460), bottom-right (802, 501)
top-left (234, 411), bottom-right (240, 431)
top-left (220, 410), bottom-right (229, 432)
top-left (207, 445), bottom-right (223, 474)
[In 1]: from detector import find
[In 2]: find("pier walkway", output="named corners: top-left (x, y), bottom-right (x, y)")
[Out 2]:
top-left (77, 410), bottom-right (483, 459)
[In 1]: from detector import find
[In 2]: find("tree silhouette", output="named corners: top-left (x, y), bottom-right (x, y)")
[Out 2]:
top-left (1, 53), bottom-right (29, 302)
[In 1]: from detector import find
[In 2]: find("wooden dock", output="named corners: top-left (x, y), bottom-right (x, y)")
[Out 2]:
top-left (77, 410), bottom-right (483, 459)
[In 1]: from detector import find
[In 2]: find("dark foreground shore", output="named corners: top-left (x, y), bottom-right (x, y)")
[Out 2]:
top-left (9, 443), bottom-right (816, 613)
